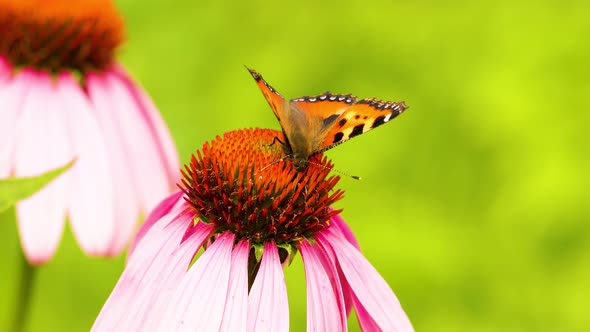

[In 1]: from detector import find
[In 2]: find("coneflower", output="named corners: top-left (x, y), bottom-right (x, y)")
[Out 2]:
top-left (0, 0), bottom-right (179, 264)
top-left (93, 128), bottom-right (413, 332)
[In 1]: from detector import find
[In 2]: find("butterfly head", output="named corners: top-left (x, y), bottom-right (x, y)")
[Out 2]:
top-left (292, 156), bottom-right (310, 172)
top-left (266, 141), bottom-right (311, 172)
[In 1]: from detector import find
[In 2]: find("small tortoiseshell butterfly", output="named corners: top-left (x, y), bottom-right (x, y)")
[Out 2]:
top-left (247, 67), bottom-right (408, 172)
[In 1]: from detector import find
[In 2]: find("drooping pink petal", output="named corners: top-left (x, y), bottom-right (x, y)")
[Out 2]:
top-left (111, 64), bottom-right (179, 185)
top-left (219, 240), bottom-right (250, 332)
top-left (318, 230), bottom-right (414, 332)
top-left (352, 293), bottom-right (383, 332)
top-left (129, 191), bottom-right (185, 256)
top-left (317, 224), bottom-right (354, 316)
top-left (156, 232), bottom-right (235, 331)
top-left (330, 213), bottom-right (361, 250)
top-left (326, 214), bottom-right (360, 315)
top-left (14, 70), bottom-right (74, 264)
top-left (86, 72), bottom-right (141, 252)
top-left (55, 72), bottom-right (115, 256)
top-left (247, 241), bottom-right (289, 332)
top-left (92, 212), bottom-right (212, 332)
top-left (300, 239), bottom-right (347, 332)
top-left (0, 69), bottom-right (33, 178)
top-left (88, 70), bottom-right (175, 215)
top-left (130, 220), bottom-right (214, 331)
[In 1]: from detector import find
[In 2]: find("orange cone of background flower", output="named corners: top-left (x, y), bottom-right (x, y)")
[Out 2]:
top-left (92, 129), bottom-right (413, 331)
top-left (0, 0), bottom-right (179, 264)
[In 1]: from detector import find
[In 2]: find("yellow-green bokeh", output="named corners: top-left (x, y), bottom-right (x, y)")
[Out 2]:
top-left (1, 0), bottom-right (589, 331)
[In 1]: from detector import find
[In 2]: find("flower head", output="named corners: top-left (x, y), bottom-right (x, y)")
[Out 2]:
top-left (181, 128), bottom-right (342, 248)
top-left (0, 0), bottom-right (124, 72)
top-left (0, 0), bottom-right (179, 264)
top-left (93, 129), bottom-right (413, 331)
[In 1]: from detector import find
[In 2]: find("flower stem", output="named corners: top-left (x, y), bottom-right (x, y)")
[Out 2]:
top-left (11, 248), bottom-right (37, 332)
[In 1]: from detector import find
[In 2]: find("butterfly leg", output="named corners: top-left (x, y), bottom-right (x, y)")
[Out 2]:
top-left (268, 135), bottom-right (286, 148)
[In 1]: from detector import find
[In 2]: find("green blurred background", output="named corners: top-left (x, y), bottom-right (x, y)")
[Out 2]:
top-left (1, 0), bottom-right (589, 331)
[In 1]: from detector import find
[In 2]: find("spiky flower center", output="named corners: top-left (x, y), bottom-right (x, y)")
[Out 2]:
top-left (180, 128), bottom-right (343, 247)
top-left (0, 0), bottom-right (124, 73)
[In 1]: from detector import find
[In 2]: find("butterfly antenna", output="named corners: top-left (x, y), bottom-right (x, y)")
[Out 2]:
top-left (307, 160), bottom-right (362, 180)
top-left (257, 157), bottom-right (286, 175)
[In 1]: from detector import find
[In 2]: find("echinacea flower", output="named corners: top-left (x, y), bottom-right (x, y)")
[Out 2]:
top-left (93, 129), bottom-right (413, 331)
top-left (0, 0), bottom-right (179, 264)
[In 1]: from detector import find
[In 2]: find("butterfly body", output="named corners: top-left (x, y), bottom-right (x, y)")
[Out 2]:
top-left (248, 68), bottom-right (408, 171)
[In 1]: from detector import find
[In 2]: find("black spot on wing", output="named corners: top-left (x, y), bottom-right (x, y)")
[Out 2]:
top-left (338, 118), bottom-right (347, 127)
top-left (322, 114), bottom-right (340, 128)
top-left (350, 124), bottom-right (364, 138)
top-left (372, 115), bottom-right (386, 128)
top-left (333, 132), bottom-right (344, 144)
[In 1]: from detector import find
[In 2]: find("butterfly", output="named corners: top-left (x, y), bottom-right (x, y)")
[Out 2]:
top-left (247, 67), bottom-right (408, 172)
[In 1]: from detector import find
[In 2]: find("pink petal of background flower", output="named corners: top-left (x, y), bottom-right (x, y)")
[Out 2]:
top-left (1, 61), bottom-right (180, 263)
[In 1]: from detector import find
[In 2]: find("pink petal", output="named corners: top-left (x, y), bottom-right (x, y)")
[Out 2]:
top-left (247, 241), bottom-right (289, 332)
top-left (133, 220), bottom-right (212, 330)
top-left (331, 212), bottom-right (361, 250)
top-left (92, 213), bottom-right (212, 332)
top-left (0, 69), bottom-right (33, 178)
top-left (55, 72), bottom-right (115, 256)
top-left (219, 240), bottom-right (250, 332)
top-left (156, 232), bottom-right (235, 331)
top-left (129, 191), bottom-right (185, 256)
top-left (319, 223), bottom-right (354, 316)
top-left (300, 239), bottom-right (347, 332)
top-left (328, 213), bottom-right (361, 314)
top-left (88, 70), bottom-right (175, 214)
top-left (318, 230), bottom-right (414, 332)
top-left (353, 294), bottom-right (383, 332)
top-left (86, 72), bottom-right (141, 252)
top-left (111, 65), bottom-right (179, 184)
top-left (14, 71), bottom-right (74, 264)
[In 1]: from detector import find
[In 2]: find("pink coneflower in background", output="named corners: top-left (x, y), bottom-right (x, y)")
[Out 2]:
top-left (93, 129), bottom-right (413, 331)
top-left (0, 0), bottom-right (179, 264)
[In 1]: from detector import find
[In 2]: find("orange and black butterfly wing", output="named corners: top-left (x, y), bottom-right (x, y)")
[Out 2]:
top-left (316, 98), bottom-right (408, 153)
top-left (247, 67), bottom-right (294, 153)
top-left (247, 67), bottom-right (287, 126)
top-left (289, 92), bottom-right (358, 138)
top-left (290, 92), bottom-right (357, 120)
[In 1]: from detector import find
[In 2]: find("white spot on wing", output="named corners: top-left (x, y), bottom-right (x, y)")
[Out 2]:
top-left (384, 114), bottom-right (392, 122)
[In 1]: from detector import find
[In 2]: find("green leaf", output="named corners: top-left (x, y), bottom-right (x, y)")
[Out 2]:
top-left (0, 160), bottom-right (76, 213)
